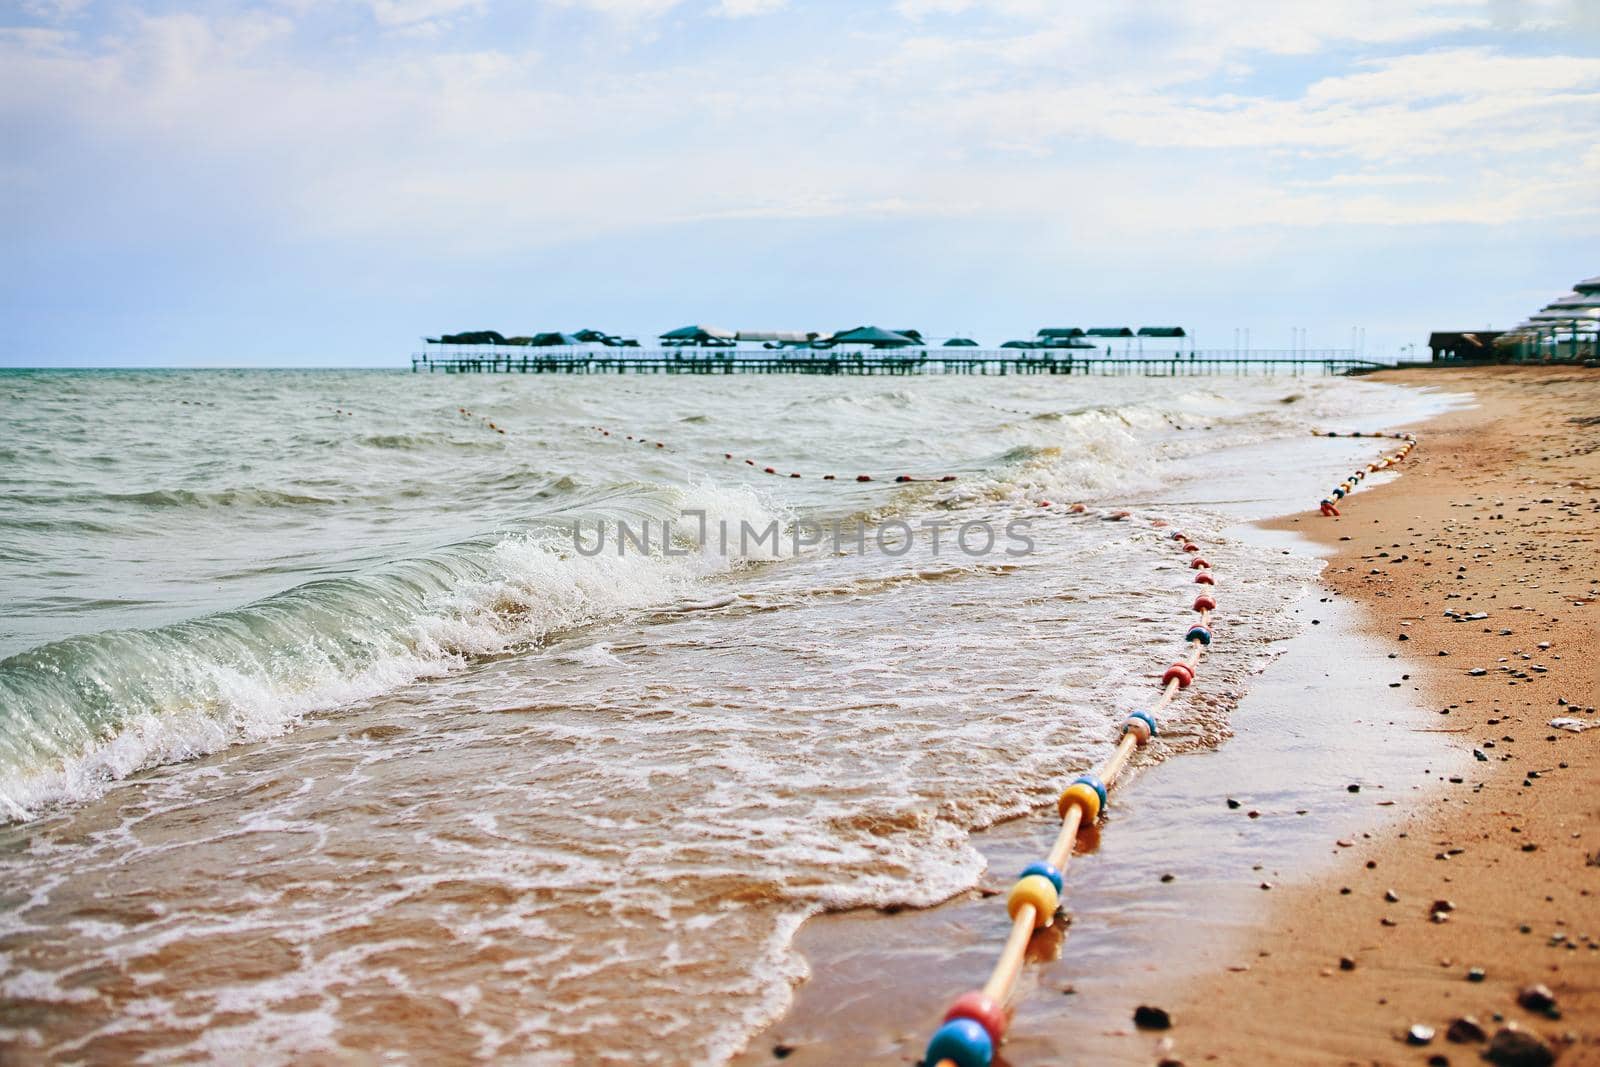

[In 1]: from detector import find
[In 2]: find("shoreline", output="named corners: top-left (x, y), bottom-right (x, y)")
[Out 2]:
top-left (737, 365), bottom-right (1598, 1065)
top-left (1174, 365), bottom-right (1599, 1065)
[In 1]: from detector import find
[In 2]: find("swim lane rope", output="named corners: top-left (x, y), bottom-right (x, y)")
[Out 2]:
top-left (441, 405), bottom-right (1417, 1067)
top-left (922, 429), bottom-right (1419, 1067)
top-left (585, 423), bottom-right (959, 483)
top-left (1314, 430), bottom-right (1415, 516)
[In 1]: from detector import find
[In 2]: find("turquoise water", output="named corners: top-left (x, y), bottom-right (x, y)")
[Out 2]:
top-left (0, 368), bottom-right (1449, 1062)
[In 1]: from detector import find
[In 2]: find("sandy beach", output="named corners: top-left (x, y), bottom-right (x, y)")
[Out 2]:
top-left (1174, 365), bottom-right (1599, 1066)
top-left (745, 366), bottom-right (1598, 1065)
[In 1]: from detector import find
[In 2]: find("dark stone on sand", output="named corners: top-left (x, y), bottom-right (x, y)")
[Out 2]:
top-left (1485, 1026), bottom-right (1555, 1066)
top-left (1408, 1023), bottom-right (1436, 1045)
top-left (1384, 889), bottom-right (1400, 903)
top-left (1517, 984), bottom-right (1556, 1013)
top-left (1133, 1005), bottom-right (1172, 1030)
top-left (1447, 1016), bottom-right (1487, 1043)
top-left (1226, 798), bottom-right (1240, 809)
top-left (1468, 967), bottom-right (1487, 982)
top-left (1339, 956), bottom-right (1356, 971)
top-left (772, 1043), bottom-right (795, 1059)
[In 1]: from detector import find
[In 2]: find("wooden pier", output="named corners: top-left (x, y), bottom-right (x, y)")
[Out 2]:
top-left (409, 349), bottom-right (1389, 376)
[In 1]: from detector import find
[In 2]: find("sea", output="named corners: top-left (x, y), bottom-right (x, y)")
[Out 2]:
top-left (0, 368), bottom-right (1452, 1063)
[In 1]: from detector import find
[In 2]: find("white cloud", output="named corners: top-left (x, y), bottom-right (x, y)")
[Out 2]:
top-left (2, 0), bottom-right (1597, 260)
top-left (20, 0), bottom-right (91, 21)
top-left (551, 0), bottom-right (687, 17)
top-left (710, 0), bottom-right (787, 17)
top-left (368, 0), bottom-right (486, 27)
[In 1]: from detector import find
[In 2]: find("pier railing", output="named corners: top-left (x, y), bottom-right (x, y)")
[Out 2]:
top-left (409, 348), bottom-right (1391, 376)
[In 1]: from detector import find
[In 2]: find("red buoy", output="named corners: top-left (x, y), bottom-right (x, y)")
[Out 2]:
top-left (1193, 594), bottom-right (1216, 612)
top-left (1189, 558), bottom-right (1209, 570)
top-left (943, 992), bottom-right (1007, 1048)
top-left (1195, 572), bottom-right (1215, 585)
top-left (1162, 663), bottom-right (1195, 688)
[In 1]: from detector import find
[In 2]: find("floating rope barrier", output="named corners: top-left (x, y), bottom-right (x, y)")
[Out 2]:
top-left (923, 430), bottom-right (1420, 1067)
top-left (458, 407), bottom-right (507, 435)
top-left (1312, 431), bottom-right (1415, 516)
top-left (922, 518), bottom-right (1210, 1067)
top-left (585, 424), bottom-right (959, 483)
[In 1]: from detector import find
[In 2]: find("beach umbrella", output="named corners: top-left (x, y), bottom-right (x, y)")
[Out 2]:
top-left (1543, 291), bottom-right (1600, 311)
top-left (1036, 328), bottom-right (1085, 339)
top-left (999, 340), bottom-right (1036, 349)
top-left (659, 325), bottom-right (737, 344)
top-left (828, 326), bottom-right (919, 348)
top-left (1085, 327), bottom-right (1135, 338)
top-left (432, 330), bottom-right (507, 346)
top-left (943, 338), bottom-right (980, 346)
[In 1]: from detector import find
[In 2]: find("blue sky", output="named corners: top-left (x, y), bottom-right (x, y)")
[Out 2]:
top-left (3, 0), bottom-right (1597, 365)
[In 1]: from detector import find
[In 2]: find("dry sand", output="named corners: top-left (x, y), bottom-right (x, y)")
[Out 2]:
top-left (1170, 365), bottom-right (1600, 1066)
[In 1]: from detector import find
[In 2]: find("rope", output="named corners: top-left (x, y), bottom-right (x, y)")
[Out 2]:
top-left (458, 406), bottom-right (507, 435)
top-left (586, 424), bottom-right (959, 483)
top-left (1312, 430), bottom-right (1415, 516)
top-left (923, 431), bottom-right (1420, 1067)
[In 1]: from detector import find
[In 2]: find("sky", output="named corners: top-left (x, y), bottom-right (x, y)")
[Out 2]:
top-left (3, 0), bottom-right (1598, 366)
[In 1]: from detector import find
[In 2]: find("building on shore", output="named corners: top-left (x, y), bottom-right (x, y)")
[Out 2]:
top-left (1433, 274), bottom-right (1598, 363)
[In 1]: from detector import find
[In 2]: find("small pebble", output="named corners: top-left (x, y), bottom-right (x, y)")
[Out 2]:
top-left (1133, 1005), bottom-right (1172, 1030)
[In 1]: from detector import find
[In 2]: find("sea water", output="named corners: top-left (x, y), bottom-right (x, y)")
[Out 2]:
top-left (0, 368), bottom-right (1452, 1062)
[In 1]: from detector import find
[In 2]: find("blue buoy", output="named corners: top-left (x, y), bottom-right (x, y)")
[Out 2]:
top-left (1127, 709), bottom-right (1158, 737)
top-left (1072, 773), bottom-right (1108, 810)
top-left (925, 1017), bottom-right (993, 1067)
top-left (1020, 861), bottom-right (1064, 894)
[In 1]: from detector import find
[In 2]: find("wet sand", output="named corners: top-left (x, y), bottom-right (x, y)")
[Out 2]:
top-left (742, 365), bottom-right (1598, 1065)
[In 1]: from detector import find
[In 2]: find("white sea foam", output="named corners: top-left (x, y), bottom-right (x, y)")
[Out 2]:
top-left (0, 483), bottom-right (789, 819)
